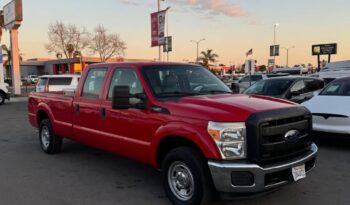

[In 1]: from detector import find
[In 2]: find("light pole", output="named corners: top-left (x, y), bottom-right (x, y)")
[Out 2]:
top-left (190, 38), bottom-right (205, 63)
top-left (273, 23), bottom-right (279, 67)
top-left (157, 0), bottom-right (161, 61)
top-left (166, 6), bottom-right (171, 62)
top-left (282, 46), bottom-right (295, 67)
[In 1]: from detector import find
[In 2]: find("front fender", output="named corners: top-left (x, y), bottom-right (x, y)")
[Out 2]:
top-left (149, 121), bottom-right (222, 167)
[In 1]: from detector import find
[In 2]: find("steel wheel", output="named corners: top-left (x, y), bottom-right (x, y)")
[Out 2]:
top-left (41, 125), bottom-right (50, 149)
top-left (168, 161), bottom-right (195, 201)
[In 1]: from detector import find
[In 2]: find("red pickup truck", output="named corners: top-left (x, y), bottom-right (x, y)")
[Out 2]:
top-left (28, 62), bottom-right (317, 205)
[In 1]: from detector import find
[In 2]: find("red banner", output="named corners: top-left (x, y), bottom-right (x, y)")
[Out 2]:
top-left (151, 12), bottom-right (159, 47)
top-left (151, 10), bottom-right (167, 47)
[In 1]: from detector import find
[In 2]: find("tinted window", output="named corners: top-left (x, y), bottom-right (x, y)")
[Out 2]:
top-left (37, 78), bottom-right (48, 86)
top-left (82, 68), bottom-right (107, 99)
top-left (108, 68), bottom-right (143, 104)
top-left (320, 78), bottom-right (350, 96)
top-left (290, 80), bottom-right (305, 93)
top-left (48, 77), bottom-right (72, 86)
top-left (244, 79), bottom-right (295, 96)
top-left (304, 79), bottom-right (325, 93)
top-left (142, 65), bottom-right (231, 99)
top-left (240, 75), bottom-right (262, 83)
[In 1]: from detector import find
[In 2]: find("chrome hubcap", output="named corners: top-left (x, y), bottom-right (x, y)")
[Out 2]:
top-left (168, 161), bottom-right (194, 201)
top-left (41, 126), bottom-right (50, 149)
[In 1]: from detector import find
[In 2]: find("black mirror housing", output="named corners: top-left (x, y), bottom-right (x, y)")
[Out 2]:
top-left (231, 83), bottom-right (240, 94)
top-left (112, 86), bottom-right (147, 110)
top-left (112, 86), bottom-right (132, 109)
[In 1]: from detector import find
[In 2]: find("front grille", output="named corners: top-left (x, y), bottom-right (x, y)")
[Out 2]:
top-left (259, 115), bottom-right (312, 163)
top-left (246, 107), bottom-right (313, 165)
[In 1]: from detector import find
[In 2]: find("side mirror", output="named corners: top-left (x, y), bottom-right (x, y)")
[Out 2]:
top-left (291, 90), bottom-right (301, 97)
top-left (231, 83), bottom-right (240, 94)
top-left (112, 86), bottom-right (147, 110)
top-left (112, 86), bottom-right (131, 109)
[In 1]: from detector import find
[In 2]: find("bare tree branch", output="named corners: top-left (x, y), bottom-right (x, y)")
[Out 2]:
top-left (89, 25), bottom-right (127, 62)
top-left (45, 21), bottom-right (89, 59)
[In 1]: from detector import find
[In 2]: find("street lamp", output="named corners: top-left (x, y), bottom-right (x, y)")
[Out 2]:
top-left (190, 38), bottom-right (206, 63)
top-left (282, 46), bottom-right (295, 68)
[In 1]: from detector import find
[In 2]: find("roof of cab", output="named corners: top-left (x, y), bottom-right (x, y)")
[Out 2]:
top-left (88, 61), bottom-right (199, 68)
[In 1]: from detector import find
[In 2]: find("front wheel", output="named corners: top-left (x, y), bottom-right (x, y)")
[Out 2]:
top-left (0, 92), bottom-right (5, 105)
top-left (39, 119), bottom-right (62, 154)
top-left (162, 147), bottom-right (214, 205)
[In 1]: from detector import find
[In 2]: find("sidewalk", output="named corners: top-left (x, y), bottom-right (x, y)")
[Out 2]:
top-left (10, 97), bottom-right (28, 102)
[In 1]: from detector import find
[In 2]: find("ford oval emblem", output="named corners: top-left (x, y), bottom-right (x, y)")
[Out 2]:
top-left (284, 130), bottom-right (300, 143)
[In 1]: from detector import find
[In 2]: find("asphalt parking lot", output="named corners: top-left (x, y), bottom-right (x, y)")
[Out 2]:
top-left (0, 101), bottom-right (349, 205)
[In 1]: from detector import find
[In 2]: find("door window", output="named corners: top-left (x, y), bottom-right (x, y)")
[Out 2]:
top-left (304, 79), bottom-right (325, 93)
top-left (82, 68), bottom-right (107, 99)
top-left (108, 68), bottom-right (143, 104)
top-left (290, 80), bottom-right (306, 94)
top-left (48, 77), bottom-right (73, 86)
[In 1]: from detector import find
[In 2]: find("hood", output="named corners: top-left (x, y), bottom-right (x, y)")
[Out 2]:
top-left (302, 95), bottom-right (350, 117)
top-left (163, 94), bottom-right (297, 122)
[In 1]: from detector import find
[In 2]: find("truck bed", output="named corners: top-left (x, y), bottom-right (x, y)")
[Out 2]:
top-left (28, 92), bottom-right (74, 138)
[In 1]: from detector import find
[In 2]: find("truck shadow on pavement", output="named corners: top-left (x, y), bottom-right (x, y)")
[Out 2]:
top-left (313, 132), bottom-right (350, 150)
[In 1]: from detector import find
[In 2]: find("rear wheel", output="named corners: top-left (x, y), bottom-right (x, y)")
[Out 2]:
top-left (162, 147), bottom-right (214, 205)
top-left (39, 119), bottom-right (62, 154)
top-left (0, 92), bottom-right (5, 105)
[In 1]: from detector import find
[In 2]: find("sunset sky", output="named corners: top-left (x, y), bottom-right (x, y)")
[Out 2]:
top-left (1, 0), bottom-right (349, 67)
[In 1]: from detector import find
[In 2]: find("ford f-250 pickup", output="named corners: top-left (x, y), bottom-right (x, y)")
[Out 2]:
top-left (28, 62), bottom-right (317, 205)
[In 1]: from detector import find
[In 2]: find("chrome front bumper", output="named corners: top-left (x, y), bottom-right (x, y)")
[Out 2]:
top-left (208, 143), bottom-right (318, 193)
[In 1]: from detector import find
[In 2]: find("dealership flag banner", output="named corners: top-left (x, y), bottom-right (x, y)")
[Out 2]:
top-left (151, 10), bottom-right (167, 47)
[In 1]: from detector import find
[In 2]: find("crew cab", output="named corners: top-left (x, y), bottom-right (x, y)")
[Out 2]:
top-left (0, 82), bottom-right (10, 105)
top-left (28, 62), bottom-right (317, 205)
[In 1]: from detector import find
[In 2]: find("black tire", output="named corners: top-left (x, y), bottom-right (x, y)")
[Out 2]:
top-left (0, 92), bottom-right (5, 105)
top-left (39, 119), bottom-right (62, 154)
top-left (162, 147), bottom-right (214, 205)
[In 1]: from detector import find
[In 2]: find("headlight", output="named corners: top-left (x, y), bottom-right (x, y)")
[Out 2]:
top-left (208, 122), bottom-right (246, 160)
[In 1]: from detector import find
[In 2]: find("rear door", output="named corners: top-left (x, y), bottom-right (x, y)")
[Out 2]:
top-left (73, 67), bottom-right (108, 145)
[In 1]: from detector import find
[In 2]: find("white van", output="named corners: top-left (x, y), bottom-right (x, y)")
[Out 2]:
top-left (0, 82), bottom-right (10, 105)
top-left (36, 75), bottom-right (80, 93)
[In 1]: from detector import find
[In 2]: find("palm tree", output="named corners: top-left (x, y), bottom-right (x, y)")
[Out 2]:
top-left (2, 45), bottom-right (24, 83)
top-left (197, 49), bottom-right (219, 68)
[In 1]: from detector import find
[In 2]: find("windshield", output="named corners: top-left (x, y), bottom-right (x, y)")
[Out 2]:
top-left (244, 79), bottom-right (295, 96)
top-left (142, 65), bottom-right (232, 98)
top-left (320, 78), bottom-right (350, 96)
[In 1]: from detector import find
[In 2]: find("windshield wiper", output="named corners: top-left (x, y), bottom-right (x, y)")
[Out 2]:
top-left (158, 91), bottom-right (202, 97)
top-left (199, 90), bottom-right (232, 94)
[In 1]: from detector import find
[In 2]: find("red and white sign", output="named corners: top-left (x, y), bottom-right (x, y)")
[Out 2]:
top-left (151, 10), bottom-right (167, 47)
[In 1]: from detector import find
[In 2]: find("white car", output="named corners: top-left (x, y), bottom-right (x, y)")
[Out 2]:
top-left (28, 75), bottom-right (39, 84)
top-left (0, 82), bottom-right (10, 105)
top-left (36, 75), bottom-right (80, 93)
top-left (302, 77), bottom-right (350, 134)
top-left (237, 73), bottom-right (288, 92)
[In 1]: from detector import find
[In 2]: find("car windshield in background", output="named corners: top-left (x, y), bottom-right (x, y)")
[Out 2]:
top-left (320, 78), bottom-right (350, 96)
top-left (244, 79), bottom-right (295, 96)
top-left (142, 65), bottom-right (232, 98)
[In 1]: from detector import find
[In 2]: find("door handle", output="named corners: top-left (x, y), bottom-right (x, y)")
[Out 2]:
top-left (100, 107), bottom-right (106, 120)
top-left (75, 104), bottom-right (80, 113)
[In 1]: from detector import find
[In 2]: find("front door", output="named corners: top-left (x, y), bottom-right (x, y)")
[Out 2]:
top-left (100, 67), bottom-right (163, 162)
